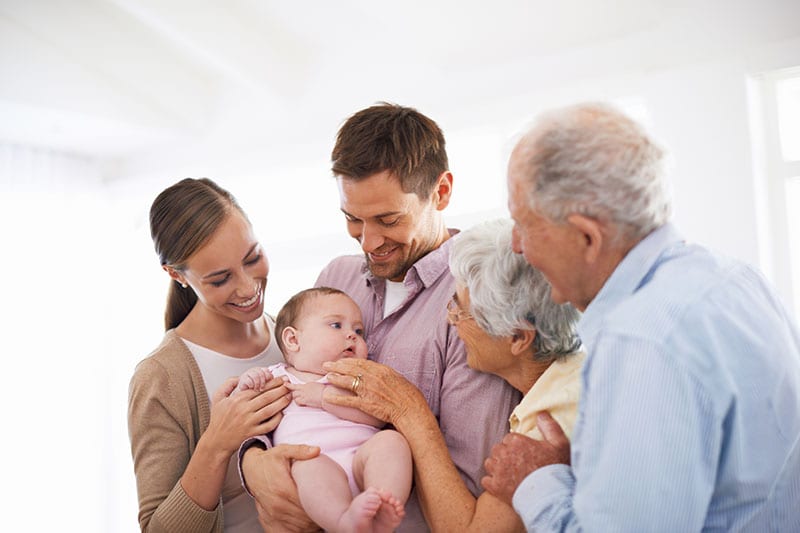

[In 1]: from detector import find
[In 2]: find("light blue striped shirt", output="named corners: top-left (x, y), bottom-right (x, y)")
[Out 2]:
top-left (513, 223), bottom-right (800, 532)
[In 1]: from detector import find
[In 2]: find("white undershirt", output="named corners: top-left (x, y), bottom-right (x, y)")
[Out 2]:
top-left (383, 280), bottom-right (409, 317)
top-left (181, 315), bottom-right (284, 533)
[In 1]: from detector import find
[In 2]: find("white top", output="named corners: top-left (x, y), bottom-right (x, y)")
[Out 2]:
top-left (383, 279), bottom-right (409, 317)
top-left (182, 314), bottom-right (284, 533)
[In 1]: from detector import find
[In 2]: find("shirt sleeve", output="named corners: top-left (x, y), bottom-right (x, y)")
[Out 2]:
top-left (511, 333), bottom-right (719, 532)
top-left (513, 464), bottom-right (576, 531)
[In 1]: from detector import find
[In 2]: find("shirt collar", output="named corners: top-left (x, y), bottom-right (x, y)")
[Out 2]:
top-left (579, 222), bottom-right (684, 342)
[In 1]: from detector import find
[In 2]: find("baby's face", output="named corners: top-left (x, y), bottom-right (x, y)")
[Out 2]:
top-left (289, 293), bottom-right (368, 374)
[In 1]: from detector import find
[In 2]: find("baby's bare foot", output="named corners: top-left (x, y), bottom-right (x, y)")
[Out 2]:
top-left (338, 487), bottom-right (382, 533)
top-left (373, 488), bottom-right (405, 533)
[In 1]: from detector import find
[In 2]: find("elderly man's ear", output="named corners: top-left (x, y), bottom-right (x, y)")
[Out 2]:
top-left (566, 214), bottom-right (605, 264)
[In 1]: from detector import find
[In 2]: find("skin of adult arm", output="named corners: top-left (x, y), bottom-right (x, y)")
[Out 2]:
top-left (323, 358), bottom-right (524, 532)
top-left (129, 362), bottom-right (290, 532)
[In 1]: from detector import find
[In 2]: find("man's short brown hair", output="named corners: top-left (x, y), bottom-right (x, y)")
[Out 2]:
top-left (331, 102), bottom-right (449, 198)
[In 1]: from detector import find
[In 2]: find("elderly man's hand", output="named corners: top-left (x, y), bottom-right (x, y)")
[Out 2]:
top-left (481, 412), bottom-right (571, 505)
top-left (241, 444), bottom-right (322, 533)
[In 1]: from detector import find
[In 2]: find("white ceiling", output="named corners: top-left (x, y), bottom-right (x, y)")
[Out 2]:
top-left (1, 0), bottom-right (799, 162)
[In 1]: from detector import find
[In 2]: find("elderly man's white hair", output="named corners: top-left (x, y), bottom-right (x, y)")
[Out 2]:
top-left (449, 218), bottom-right (581, 362)
top-left (516, 102), bottom-right (671, 241)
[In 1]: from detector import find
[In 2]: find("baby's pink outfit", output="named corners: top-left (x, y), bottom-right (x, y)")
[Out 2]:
top-left (270, 363), bottom-right (379, 495)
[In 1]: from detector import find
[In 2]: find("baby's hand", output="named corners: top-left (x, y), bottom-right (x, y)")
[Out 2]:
top-left (235, 367), bottom-right (273, 393)
top-left (285, 381), bottom-right (325, 408)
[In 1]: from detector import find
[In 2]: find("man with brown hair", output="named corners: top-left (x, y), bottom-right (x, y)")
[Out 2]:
top-left (241, 103), bottom-right (519, 532)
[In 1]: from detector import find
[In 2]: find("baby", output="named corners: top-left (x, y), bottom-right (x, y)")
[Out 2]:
top-left (237, 287), bottom-right (412, 533)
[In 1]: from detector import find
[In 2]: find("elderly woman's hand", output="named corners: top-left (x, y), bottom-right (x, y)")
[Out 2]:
top-left (322, 358), bottom-right (427, 426)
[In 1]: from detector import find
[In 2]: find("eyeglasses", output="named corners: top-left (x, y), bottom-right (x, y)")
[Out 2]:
top-left (446, 297), bottom-right (474, 325)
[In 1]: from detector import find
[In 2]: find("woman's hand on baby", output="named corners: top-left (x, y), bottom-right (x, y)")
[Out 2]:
top-left (205, 375), bottom-right (291, 454)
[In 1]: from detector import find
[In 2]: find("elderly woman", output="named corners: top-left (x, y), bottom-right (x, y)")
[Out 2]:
top-left (325, 218), bottom-right (583, 532)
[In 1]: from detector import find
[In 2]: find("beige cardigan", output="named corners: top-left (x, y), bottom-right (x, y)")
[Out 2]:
top-left (128, 330), bottom-right (223, 533)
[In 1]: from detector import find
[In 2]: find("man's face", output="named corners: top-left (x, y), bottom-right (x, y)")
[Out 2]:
top-left (507, 153), bottom-right (588, 310)
top-left (337, 170), bottom-right (444, 281)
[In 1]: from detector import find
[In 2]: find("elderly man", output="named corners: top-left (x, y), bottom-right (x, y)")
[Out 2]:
top-left (242, 103), bottom-right (519, 532)
top-left (483, 102), bottom-right (800, 531)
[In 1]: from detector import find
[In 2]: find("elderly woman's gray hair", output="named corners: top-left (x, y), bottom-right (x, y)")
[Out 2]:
top-left (449, 218), bottom-right (581, 361)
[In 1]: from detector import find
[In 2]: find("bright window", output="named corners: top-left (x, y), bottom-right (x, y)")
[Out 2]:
top-left (786, 176), bottom-right (800, 320)
top-left (751, 68), bottom-right (800, 320)
top-left (777, 76), bottom-right (800, 161)
top-left (776, 75), bottom-right (800, 320)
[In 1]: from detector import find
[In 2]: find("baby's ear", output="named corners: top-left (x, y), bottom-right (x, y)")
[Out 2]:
top-left (282, 326), bottom-right (300, 352)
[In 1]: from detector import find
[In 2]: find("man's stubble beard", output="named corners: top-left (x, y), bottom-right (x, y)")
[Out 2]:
top-left (365, 254), bottom-right (409, 281)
